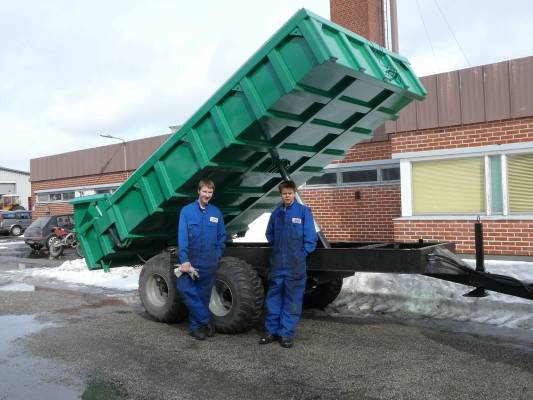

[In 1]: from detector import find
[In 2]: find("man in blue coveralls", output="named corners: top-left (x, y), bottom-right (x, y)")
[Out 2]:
top-left (260, 180), bottom-right (317, 348)
top-left (176, 179), bottom-right (226, 340)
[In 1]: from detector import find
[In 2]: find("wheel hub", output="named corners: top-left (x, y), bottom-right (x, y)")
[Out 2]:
top-left (146, 274), bottom-right (169, 308)
top-left (210, 279), bottom-right (233, 317)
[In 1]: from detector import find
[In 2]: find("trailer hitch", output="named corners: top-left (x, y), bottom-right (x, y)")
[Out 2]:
top-left (426, 247), bottom-right (533, 301)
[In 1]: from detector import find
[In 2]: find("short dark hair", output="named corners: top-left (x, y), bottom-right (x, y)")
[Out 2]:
top-left (198, 179), bottom-right (215, 191)
top-left (278, 180), bottom-right (297, 192)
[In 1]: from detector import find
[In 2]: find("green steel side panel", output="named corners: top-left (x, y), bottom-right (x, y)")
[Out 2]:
top-left (71, 8), bottom-right (426, 270)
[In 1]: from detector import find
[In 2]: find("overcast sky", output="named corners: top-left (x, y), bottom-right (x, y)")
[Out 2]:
top-left (2, 0), bottom-right (533, 172)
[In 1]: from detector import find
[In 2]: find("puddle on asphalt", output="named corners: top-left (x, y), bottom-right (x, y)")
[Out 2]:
top-left (0, 314), bottom-right (83, 399)
top-left (0, 282), bottom-right (35, 291)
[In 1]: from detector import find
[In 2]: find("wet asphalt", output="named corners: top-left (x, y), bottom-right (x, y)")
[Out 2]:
top-left (1, 235), bottom-right (533, 400)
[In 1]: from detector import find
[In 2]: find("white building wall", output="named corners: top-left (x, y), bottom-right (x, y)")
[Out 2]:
top-left (0, 168), bottom-right (31, 209)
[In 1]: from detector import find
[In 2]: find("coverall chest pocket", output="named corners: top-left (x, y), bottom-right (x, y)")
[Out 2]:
top-left (290, 221), bottom-right (304, 241)
top-left (206, 222), bottom-right (217, 241)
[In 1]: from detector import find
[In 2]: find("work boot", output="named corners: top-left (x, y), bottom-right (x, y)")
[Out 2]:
top-left (259, 333), bottom-right (279, 345)
top-left (190, 328), bottom-right (206, 341)
top-left (205, 320), bottom-right (216, 338)
top-left (279, 336), bottom-right (293, 348)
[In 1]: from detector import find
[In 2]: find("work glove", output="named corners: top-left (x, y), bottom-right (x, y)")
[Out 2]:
top-left (174, 264), bottom-right (200, 280)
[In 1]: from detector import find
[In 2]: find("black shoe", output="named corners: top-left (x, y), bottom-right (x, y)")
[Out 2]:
top-left (190, 328), bottom-right (206, 341)
top-left (205, 320), bottom-right (216, 338)
top-left (259, 334), bottom-right (279, 345)
top-left (279, 336), bottom-right (293, 348)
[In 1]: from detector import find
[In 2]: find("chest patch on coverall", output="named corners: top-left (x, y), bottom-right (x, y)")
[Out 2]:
top-left (291, 217), bottom-right (302, 224)
top-left (210, 216), bottom-right (219, 223)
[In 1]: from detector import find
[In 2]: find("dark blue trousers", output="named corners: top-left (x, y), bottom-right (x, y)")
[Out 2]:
top-left (175, 265), bottom-right (216, 332)
top-left (264, 272), bottom-right (306, 340)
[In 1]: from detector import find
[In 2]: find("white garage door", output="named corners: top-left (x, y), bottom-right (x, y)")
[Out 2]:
top-left (0, 183), bottom-right (16, 195)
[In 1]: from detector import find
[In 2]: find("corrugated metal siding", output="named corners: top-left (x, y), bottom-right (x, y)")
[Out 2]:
top-left (391, 56), bottom-right (533, 132)
top-left (0, 168), bottom-right (31, 209)
top-left (437, 71), bottom-right (461, 126)
top-left (396, 100), bottom-right (417, 132)
top-left (459, 66), bottom-right (485, 124)
top-left (510, 57), bottom-right (533, 118)
top-left (416, 76), bottom-right (438, 129)
top-left (31, 134), bottom-right (170, 182)
top-left (484, 60), bottom-right (511, 121)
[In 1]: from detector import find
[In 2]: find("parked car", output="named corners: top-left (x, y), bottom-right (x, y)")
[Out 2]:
top-left (0, 210), bottom-right (32, 236)
top-left (24, 214), bottom-right (74, 251)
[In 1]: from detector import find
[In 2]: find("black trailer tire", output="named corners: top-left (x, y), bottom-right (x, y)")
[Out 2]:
top-left (139, 252), bottom-right (188, 323)
top-left (210, 257), bottom-right (264, 334)
top-left (303, 278), bottom-right (344, 309)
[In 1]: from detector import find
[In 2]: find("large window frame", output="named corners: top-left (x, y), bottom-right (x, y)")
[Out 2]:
top-left (303, 160), bottom-right (401, 189)
top-left (396, 143), bottom-right (533, 219)
top-left (35, 183), bottom-right (121, 204)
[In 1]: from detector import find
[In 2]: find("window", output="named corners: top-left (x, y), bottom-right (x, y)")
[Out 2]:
top-left (382, 167), bottom-right (400, 181)
top-left (342, 170), bottom-right (377, 183)
top-left (304, 162), bottom-right (400, 187)
top-left (508, 153), bottom-right (533, 213)
top-left (36, 185), bottom-right (120, 203)
top-left (62, 192), bottom-right (75, 200)
top-left (57, 215), bottom-right (73, 228)
top-left (306, 173), bottom-right (338, 186)
top-left (49, 193), bottom-right (62, 201)
top-left (412, 158), bottom-right (485, 214)
top-left (403, 150), bottom-right (533, 217)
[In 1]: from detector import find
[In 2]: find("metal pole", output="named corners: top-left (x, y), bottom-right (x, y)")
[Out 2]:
top-left (390, 0), bottom-right (399, 52)
top-left (474, 218), bottom-right (485, 273)
top-left (464, 217), bottom-right (488, 297)
top-left (122, 141), bottom-right (128, 177)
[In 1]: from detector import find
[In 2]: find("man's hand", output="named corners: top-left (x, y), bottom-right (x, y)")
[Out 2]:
top-left (180, 262), bottom-right (192, 272)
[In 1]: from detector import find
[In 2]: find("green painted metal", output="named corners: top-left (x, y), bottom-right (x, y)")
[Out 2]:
top-left (71, 8), bottom-right (426, 270)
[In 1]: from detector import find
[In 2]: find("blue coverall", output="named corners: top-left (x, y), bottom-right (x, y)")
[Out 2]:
top-left (265, 202), bottom-right (317, 340)
top-left (176, 201), bottom-right (226, 332)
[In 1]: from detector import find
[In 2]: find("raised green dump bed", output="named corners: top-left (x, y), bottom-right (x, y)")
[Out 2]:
top-left (72, 9), bottom-right (426, 270)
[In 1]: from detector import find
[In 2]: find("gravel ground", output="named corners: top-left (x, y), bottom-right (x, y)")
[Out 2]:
top-left (1, 286), bottom-right (533, 400)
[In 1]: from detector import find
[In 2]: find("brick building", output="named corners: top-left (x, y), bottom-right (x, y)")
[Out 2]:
top-left (299, 0), bottom-right (533, 256)
top-left (29, 1), bottom-right (533, 256)
top-left (30, 135), bottom-right (169, 219)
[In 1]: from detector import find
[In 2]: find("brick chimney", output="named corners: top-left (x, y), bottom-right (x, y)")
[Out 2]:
top-left (330, 0), bottom-right (385, 46)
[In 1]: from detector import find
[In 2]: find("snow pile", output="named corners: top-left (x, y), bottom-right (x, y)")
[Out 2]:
top-left (331, 259), bottom-right (533, 330)
top-left (5, 250), bottom-right (533, 331)
top-left (18, 258), bottom-right (140, 291)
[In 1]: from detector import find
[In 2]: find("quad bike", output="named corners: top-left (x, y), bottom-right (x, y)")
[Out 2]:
top-left (49, 226), bottom-right (83, 259)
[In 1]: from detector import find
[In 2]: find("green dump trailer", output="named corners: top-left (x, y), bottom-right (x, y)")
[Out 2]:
top-left (71, 9), bottom-right (531, 333)
top-left (72, 9), bottom-right (425, 271)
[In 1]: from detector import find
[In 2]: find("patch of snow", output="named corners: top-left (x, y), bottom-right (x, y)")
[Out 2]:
top-left (14, 258), bottom-right (140, 291)
top-left (330, 259), bottom-right (533, 331)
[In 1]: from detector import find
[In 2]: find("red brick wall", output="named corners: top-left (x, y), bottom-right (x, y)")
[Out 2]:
top-left (31, 171), bottom-right (129, 219)
top-left (335, 140), bottom-right (391, 164)
top-left (394, 220), bottom-right (533, 256)
top-left (392, 116), bottom-right (533, 256)
top-left (330, 0), bottom-right (384, 45)
top-left (392, 117), bottom-right (533, 154)
top-left (301, 185), bottom-right (400, 242)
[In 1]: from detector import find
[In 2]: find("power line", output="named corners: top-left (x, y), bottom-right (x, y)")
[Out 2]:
top-left (433, 0), bottom-right (472, 67)
top-left (415, 0), bottom-right (441, 73)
